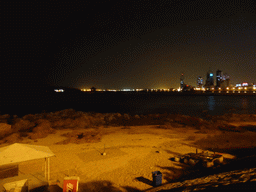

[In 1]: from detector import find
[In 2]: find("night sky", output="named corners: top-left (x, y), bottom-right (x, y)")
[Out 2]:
top-left (3, 0), bottom-right (256, 92)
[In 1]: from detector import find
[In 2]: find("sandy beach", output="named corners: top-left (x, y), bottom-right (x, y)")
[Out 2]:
top-left (1, 110), bottom-right (256, 191)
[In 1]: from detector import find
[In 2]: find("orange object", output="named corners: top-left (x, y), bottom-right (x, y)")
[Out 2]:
top-left (63, 176), bottom-right (79, 192)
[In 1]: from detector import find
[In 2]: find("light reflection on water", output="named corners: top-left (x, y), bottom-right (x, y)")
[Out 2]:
top-left (207, 96), bottom-right (215, 111)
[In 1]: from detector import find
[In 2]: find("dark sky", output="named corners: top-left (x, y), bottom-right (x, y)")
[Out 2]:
top-left (2, 0), bottom-right (256, 91)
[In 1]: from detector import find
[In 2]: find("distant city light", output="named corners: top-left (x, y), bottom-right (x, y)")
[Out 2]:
top-left (81, 89), bottom-right (91, 91)
top-left (121, 89), bottom-right (134, 91)
top-left (54, 89), bottom-right (64, 92)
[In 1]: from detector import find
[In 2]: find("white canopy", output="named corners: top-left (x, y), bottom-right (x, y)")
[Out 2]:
top-left (0, 143), bottom-right (55, 166)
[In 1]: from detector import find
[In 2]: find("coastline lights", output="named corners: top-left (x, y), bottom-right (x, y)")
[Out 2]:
top-left (54, 89), bottom-right (64, 92)
top-left (242, 82), bottom-right (248, 87)
top-left (81, 89), bottom-right (91, 91)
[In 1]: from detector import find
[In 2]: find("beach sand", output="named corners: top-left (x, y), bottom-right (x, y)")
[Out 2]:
top-left (1, 112), bottom-right (256, 191)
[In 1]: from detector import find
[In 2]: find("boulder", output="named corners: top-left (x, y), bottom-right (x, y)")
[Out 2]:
top-left (29, 119), bottom-right (55, 139)
top-left (0, 114), bottom-right (10, 123)
top-left (22, 114), bottom-right (37, 122)
top-left (0, 133), bottom-right (22, 144)
top-left (123, 114), bottom-right (130, 120)
top-left (0, 123), bottom-right (12, 139)
top-left (12, 119), bottom-right (35, 132)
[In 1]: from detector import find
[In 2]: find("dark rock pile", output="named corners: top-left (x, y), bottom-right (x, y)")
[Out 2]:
top-left (146, 167), bottom-right (256, 192)
top-left (1, 109), bottom-right (256, 145)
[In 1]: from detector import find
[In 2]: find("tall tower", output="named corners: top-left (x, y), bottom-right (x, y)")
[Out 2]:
top-left (205, 70), bottom-right (214, 88)
top-left (197, 76), bottom-right (203, 88)
top-left (180, 73), bottom-right (184, 89)
top-left (216, 69), bottom-right (222, 88)
top-left (222, 73), bottom-right (230, 88)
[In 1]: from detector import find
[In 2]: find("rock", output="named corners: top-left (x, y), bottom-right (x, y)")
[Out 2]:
top-left (0, 123), bottom-right (12, 139)
top-left (22, 114), bottom-right (37, 122)
top-left (12, 119), bottom-right (35, 132)
top-left (28, 119), bottom-right (55, 139)
top-left (0, 133), bottom-right (22, 144)
top-left (123, 114), bottom-right (130, 120)
top-left (0, 114), bottom-right (10, 119)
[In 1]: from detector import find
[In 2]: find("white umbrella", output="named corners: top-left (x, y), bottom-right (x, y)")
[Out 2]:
top-left (0, 143), bottom-right (55, 181)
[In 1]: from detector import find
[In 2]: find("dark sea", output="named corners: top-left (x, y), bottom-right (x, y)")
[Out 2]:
top-left (131, 95), bottom-right (256, 117)
top-left (1, 92), bottom-right (256, 119)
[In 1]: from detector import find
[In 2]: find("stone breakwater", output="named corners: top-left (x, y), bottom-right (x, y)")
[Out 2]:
top-left (146, 168), bottom-right (256, 191)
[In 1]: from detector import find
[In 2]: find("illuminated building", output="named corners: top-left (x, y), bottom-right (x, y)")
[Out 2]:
top-left (54, 89), bottom-right (64, 92)
top-left (205, 70), bottom-right (214, 89)
top-left (222, 73), bottom-right (230, 88)
top-left (216, 69), bottom-right (222, 88)
top-left (197, 76), bottom-right (203, 88)
top-left (242, 82), bottom-right (248, 87)
top-left (180, 73), bottom-right (184, 89)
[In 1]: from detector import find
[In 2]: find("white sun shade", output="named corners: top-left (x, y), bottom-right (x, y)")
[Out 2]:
top-left (0, 143), bottom-right (55, 166)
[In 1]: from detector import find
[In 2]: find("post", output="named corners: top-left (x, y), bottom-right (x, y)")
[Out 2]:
top-left (45, 158), bottom-right (47, 179)
top-left (48, 158), bottom-right (50, 181)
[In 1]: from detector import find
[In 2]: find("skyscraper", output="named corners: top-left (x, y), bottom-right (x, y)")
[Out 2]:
top-left (205, 70), bottom-right (214, 88)
top-left (180, 73), bottom-right (184, 89)
top-left (216, 69), bottom-right (222, 88)
top-left (197, 76), bottom-right (203, 88)
top-left (222, 73), bottom-right (230, 88)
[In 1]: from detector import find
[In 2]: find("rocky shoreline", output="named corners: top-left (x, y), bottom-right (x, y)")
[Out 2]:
top-left (146, 167), bottom-right (256, 192)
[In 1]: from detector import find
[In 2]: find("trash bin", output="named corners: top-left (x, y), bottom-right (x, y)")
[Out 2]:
top-left (152, 171), bottom-right (162, 187)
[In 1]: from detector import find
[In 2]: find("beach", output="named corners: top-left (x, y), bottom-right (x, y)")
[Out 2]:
top-left (0, 110), bottom-right (256, 191)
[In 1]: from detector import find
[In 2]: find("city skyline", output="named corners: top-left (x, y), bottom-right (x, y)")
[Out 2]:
top-left (3, 1), bottom-right (256, 93)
